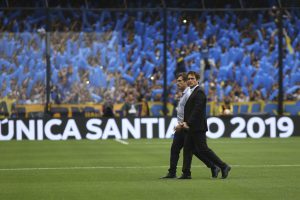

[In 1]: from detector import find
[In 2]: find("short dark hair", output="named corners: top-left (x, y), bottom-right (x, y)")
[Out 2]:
top-left (176, 72), bottom-right (187, 81)
top-left (187, 71), bottom-right (200, 80)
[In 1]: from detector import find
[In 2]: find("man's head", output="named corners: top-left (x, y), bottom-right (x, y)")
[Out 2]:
top-left (187, 71), bottom-right (200, 88)
top-left (176, 72), bottom-right (188, 91)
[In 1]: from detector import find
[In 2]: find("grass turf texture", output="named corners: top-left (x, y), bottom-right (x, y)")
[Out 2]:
top-left (0, 138), bottom-right (300, 200)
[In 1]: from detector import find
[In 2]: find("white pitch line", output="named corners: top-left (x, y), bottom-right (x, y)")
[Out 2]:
top-left (0, 166), bottom-right (168, 171)
top-left (134, 141), bottom-right (298, 145)
top-left (230, 164), bottom-right (300, 168)
top-left (114, 139), bottom-right (129, 145)
top-left (1, 164), bottom-right (300, 171)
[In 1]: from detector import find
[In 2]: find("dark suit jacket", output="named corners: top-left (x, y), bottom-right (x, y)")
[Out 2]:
top-left (184, 86), bottom-right (208, 133)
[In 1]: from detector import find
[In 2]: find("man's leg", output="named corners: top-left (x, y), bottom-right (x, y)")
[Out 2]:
top-left (168, 132), bottom-right (184, 175)
top-left (193, 132), bottom-right (231, 178)
top-left (179, 133), bottom-right (193, 179)
top-left (193, 150), bottom-right (214, 168)
top-left (161, 131), bottom-right (184, 178)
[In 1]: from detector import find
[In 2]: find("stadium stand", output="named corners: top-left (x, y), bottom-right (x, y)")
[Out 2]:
top-left (0, 0), bottom-right (299, 116)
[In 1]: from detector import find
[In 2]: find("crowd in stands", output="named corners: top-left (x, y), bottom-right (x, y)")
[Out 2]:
top-left (1, 7), bottom-right (300, 111)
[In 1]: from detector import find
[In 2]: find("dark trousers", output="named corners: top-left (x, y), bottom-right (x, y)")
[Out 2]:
top-left (182, 131), bottom-right (227, 176)
top-left (168, 130), bottom-right (215, 175)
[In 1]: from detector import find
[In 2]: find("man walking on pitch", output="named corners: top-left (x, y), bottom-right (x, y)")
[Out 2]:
top-left (179, 71), bottom-right (231, 179)
top-left (161, 72), bottom-right (220, 179)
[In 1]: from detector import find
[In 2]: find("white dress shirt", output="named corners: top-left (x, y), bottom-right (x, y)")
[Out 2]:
top-left (177, 87), bottom-right (191, 123)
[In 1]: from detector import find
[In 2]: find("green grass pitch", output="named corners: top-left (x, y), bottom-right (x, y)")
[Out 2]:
top-left (0, 137), bottom-right (300, 200)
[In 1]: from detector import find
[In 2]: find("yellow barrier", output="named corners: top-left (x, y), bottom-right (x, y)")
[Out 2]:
top-left (0, 98), bottom-right (15, 118)
top-left (0, 99), bottom-right (299, 119)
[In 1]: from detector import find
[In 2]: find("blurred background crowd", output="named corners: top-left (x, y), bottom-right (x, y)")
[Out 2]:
top-left (0, 0), bottom-right (299, 117)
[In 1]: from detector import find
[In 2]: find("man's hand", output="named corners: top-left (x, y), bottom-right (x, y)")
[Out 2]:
top-left (174, 124), bottom-right (183, 132)
top-left (181, 122), bottom-right (190, 130)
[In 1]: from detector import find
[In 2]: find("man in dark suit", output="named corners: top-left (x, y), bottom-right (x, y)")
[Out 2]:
top-left (179, 71), bottom-right (231, 179)
top-left (161, 73), bottom-right (220, 179)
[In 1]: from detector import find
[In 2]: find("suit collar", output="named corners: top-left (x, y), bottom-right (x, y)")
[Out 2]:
top-left (185, 85), bottom-right (199, 106)
top-left (190, 85), bottom-right (199, 93)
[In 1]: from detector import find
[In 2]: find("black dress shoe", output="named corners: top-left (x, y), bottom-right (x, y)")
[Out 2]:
top-left (177, 174), bottom-right (192, 179)
top-left (211, 166), bottom-right (220, 178)
top-left (221, 166), bottom-right (231, 179)
top-left (160, 173), bottom-right (176, 179)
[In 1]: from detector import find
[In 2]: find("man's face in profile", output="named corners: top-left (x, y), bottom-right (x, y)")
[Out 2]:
top-left (176, 76), bottom-right (187, 91)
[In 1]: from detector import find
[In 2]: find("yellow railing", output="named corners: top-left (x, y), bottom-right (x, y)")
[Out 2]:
top-left (0, 98), bottom-right (299, 118)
